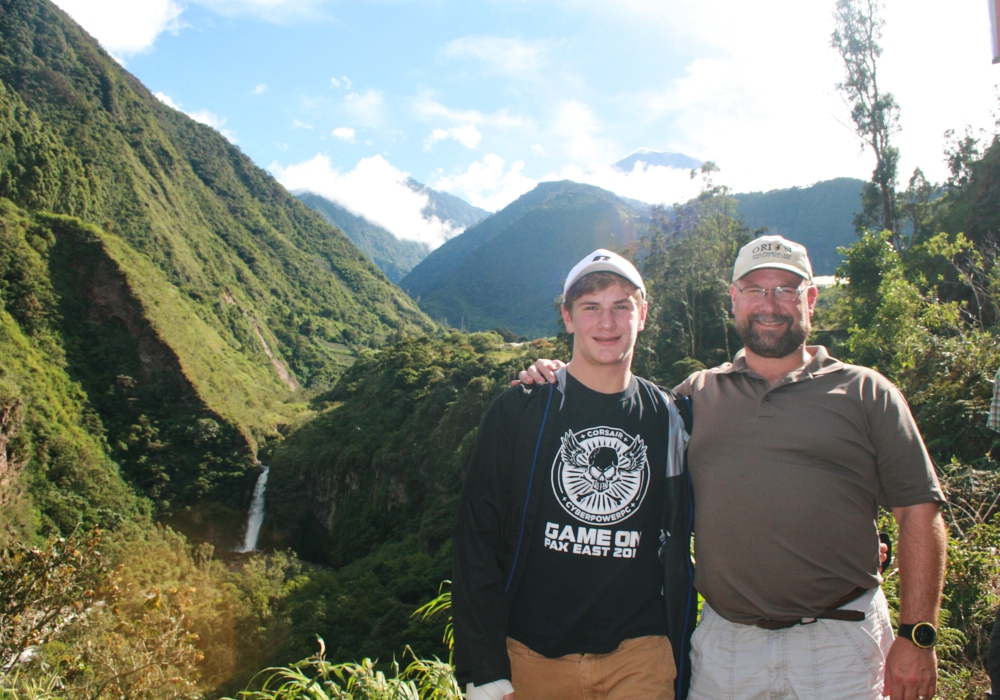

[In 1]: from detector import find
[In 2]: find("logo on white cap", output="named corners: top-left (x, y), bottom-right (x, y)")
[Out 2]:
top-left (732, 235), bottom-right (813, 283)
top-left (563, 249), bottom-right (646, 299)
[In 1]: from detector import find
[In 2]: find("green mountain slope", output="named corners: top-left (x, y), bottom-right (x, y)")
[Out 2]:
top-left (400, 183), bottom-right (569, 300)
top-left (295, 191), bottom-right (430, 283)
top-left (404, 181), bottom-right (649, 338)
top-left (0, 200), bottom-right (142, 536)
top-left (0, 0), bottom-right (434, 533)
top-left (734, 177), bottom-right (864, 275)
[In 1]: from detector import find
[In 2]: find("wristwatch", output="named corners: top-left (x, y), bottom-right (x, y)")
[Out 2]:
top-left (897, 622), bottom-right (937, 648)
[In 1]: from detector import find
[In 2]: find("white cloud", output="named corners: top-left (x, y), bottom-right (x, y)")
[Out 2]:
top-left (433, 151), bottom-right (703, 212)
top-left (551, 162), bottom-right (702, 206)
top-left (155, 92), bottom-right (236, 143)
top-left (251, 83), bottom-right (268, 95)
top-left (332, 127), bottom-right (356, 141)
top-left (271, 154), bottom-right (463, 249)
top-left (442, 36), bottom-right (548, 76)
top-left (292, 119), bottom-right (314, 130)
top-left (330, 76), bottom-right (352, 89)
top-left (154, 91), bottom-right (181, 110)
top-left (432, 154), bottom-right (537, 211)
top-left (424, 124), bottom-right (483, 151)
top-left (551, 101), bottom-right (619, 169)
top-left (413, 93), bottom-right (528, 129)
top-left (53, 0), bottom-right (182, 56)
top-left (569, 0), bottom-right (998, 191)
top-left (344, 90), bottom-right (385, 127)
top-left (531, 144), bottom-right (547, 157)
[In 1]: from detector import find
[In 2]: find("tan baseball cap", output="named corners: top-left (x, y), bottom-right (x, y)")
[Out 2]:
top-left (563, 249), bottom-right (646, 299)
top-left (732, 235), bottom-right (813, 283)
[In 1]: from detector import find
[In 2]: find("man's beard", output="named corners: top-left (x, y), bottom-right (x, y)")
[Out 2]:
top-left (736, 312), bottom-right (809, 359)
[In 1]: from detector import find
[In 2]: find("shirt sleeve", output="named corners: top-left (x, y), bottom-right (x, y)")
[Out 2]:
top-left (452, 392), bottom-right (516, 687)
top-left (867, 381), bottom-right (945, 508)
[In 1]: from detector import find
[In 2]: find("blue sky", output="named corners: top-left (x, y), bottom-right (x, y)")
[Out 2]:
top-left (54, 0), bottom-right (1000, 248)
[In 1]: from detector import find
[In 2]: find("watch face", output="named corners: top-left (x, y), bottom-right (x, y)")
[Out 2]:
top-left (912, 622), bottom-right (937, 648)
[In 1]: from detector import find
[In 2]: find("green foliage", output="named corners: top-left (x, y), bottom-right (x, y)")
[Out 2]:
top-left (412, 584), bottom-right (453, 663)
top-left (0, 202), bottom-right (139, 534)
top-left (225, 640), bottom-right (460, 700)
top-left (832, 0), bottom-right (903, 244)
top-left (832, 217), bottom-right (1000, 697)
top-left (266, 332), bottom-right (542, 567)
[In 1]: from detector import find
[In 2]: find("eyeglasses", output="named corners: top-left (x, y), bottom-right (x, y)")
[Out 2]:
top-left (735, 285), bottom-right (809, 302)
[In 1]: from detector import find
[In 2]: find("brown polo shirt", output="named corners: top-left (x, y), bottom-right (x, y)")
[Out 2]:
top-left (674, 346), bottom-right (944, 625)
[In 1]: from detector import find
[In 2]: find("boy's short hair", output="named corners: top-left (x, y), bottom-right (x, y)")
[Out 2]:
top-left (563, 271), bottom-right (643, 312)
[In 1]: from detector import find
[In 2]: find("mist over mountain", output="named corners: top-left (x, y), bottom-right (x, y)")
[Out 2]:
top-left (734, 177), bottom-right (864, 275)
top-left (294, 181), bottom-right (488, 283)
top-left (406, 178), bottom-right (490, 230)
top-left (614, 148), bottom-right (704, 172)
top-left (402, 181), bottom-right (650, 338)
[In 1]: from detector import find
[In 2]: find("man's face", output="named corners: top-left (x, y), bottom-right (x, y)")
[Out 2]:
top-left (730, 268), bottom-right (818, 359)
top-left (563, 282), bottom-right (647, 370)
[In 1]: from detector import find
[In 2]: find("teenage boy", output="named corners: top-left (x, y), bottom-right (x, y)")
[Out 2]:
top-left (452, 250), bottom-right (696, 700)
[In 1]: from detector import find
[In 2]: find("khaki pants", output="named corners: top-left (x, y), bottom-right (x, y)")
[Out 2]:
top-left (507, 635), bottom-right (676, 700)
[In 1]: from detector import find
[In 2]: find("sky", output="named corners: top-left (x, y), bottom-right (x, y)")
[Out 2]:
top-left (53, 0), bottom-right (1000, 249)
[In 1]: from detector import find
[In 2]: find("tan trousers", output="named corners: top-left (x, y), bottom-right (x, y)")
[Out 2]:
top-left (507, 635), bottom-right (676, 700)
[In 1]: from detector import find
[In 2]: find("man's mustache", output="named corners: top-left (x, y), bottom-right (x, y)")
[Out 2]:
top-left (749, 313), bottom-right (794, 326)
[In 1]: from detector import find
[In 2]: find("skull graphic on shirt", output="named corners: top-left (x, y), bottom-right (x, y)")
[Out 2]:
top-left (552, 427), bottom-right (649, 525)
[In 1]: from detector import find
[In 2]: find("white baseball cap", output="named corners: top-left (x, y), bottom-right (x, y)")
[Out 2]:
top-left (732, 235), bottom-right (813, 283)
top-left (563, 249), bottom-right (646, 299)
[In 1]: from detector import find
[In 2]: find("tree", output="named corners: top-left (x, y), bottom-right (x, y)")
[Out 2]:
top-left (832, 0), bottom-right (903, 248)
top-left (627, 164), bottom-right (754, 384)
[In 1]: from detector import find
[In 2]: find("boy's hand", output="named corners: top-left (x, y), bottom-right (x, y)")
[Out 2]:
top-left (512, 359), bottom-right (565, 386)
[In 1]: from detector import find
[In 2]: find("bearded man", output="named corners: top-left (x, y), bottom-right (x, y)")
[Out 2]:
top-left (520, 235), bottom-right (946, 700)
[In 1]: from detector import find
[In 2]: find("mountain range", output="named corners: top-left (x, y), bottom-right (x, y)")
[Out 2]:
top-left (401, 181), bottom-right (650, 338)
top-left (396, 176), bottom-right (862, 338)
top-left (295, 181), bottom-right (488, 283)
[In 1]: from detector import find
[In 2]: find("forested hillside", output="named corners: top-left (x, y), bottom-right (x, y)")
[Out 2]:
top-left (0, 0), bottom-right (434, 541)
top-left (402, 181), bottom-right (650, 337)
top-left (295, 190), bottom-right (430, 283)
top-left (734, 177), bottom-right (864, 275)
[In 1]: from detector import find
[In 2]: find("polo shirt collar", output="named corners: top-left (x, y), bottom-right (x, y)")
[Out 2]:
top-left (719, 345), bottom-right (844, 381)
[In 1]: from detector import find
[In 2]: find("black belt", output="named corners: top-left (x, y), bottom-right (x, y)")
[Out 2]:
top-left (754, 587), bottom-right (869, 630)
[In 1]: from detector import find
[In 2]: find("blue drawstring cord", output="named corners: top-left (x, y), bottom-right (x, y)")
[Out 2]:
top-left (505, 383), bottom-right (554, 593)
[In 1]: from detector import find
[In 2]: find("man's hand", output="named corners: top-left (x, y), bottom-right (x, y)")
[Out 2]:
top-left (883, 639), bottom-right (936, 699)
top-left (511, 359), bottom-right (565, 387)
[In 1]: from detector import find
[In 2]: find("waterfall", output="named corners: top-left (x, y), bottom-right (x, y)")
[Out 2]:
top-left (238, 464), bottom-right (269, 553)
